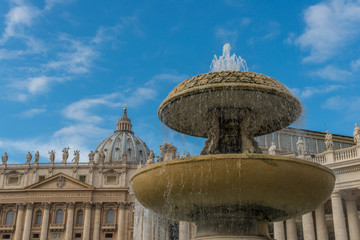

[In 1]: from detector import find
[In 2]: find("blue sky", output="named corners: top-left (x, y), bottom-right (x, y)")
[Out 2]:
top-left (1, 0), bottom-right (360, 163)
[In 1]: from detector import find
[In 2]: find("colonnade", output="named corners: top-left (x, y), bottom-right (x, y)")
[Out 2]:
top-left (273, 191), bottom-right (360, 240)
top-left (10, 201), bottom-right (130, 240)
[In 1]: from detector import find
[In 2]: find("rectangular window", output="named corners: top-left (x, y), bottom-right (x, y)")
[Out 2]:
top-left (105, 233), bottom-right (113, 238)
top-left (8, 177), bottom-right (19, 184)
top-left (107, 176), bottom-right (116, 183)
top-left (33, 233), bottom-right (40, 238)
top-left (75, 233), bottom-right (81, 238)
top-left (2, 235), bottom-right (10, 239)
top-left (79, 175), bottom-right (86, 183)
top-left (38, 176), bottom-right (46, 181)
top-left (35, 214), bottom-right (42, 225)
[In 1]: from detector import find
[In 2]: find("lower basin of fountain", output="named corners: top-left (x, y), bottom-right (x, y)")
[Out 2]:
top-left (131, 154), bottom-right (335, 239)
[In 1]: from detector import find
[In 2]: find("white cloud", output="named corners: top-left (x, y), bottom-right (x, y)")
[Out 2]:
top-left (1, 4), bottom-right (40, 41)
top-left (215, 26), bottom-right (238, 43)
top-left (146, 73), bottom-right (188, 86)
top-left (296, 0), bottom-right (360, 63)
top-left (312, 65), bottom-right (352, 81)
top-left (46, 37), bottom-right (98, 74)
top-left (18, 108), bottom-right (46, 118)
top-left (63, 94), bottom-right (118, 123)
top-left (351, 58), bottom-right (360, 71)
top-left (291, 85), bottom-right (343, 99)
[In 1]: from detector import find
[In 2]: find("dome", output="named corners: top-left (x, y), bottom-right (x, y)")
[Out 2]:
top-left (94, 108), bottom-right (150, 164)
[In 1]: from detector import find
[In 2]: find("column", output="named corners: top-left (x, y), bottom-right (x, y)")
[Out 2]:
top-left (13, 204), bottom-right (25, 240)
top-left (179, 221), bottom-right (190, 240)
top-left (273, 221), bottom-right (285, 240)
top-left (315, 204), bottom-right (329, 240)
top-left (331, 192), bottom-right (348, 240)
top-left (117, 203), bottom-right (126, 240)
top-left (93, 203), bottom-right (102, 240)
top-left (346, 199), bottom-right (360, 240)
top-left (40, 203), bottom-right (50, 240)
top-left (22, 203), bottom-right (33, 240)
top-left (302, 212), bottom-right (316, 240)
top-left (83, 202), bottom-right (92, 240)
top-left (286, 218), bottom-right (297, 240)
top-left (64, 202), bottom-right (75, 240)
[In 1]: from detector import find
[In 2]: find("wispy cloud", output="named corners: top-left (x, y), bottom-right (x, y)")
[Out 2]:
top-left (17, 108), bottom-right (46, 118)
top-left (46, 36), bottom-right (98, 74)
top-left (312, 65), bottom-right (352, 81)
top-left (296, 0), bottom-right (360, 63)
top-left (291, 85), bottom-right (342, 99)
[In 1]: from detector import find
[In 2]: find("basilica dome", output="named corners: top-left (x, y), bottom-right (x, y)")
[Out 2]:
top-left (94, 108), bottom-right (150, 164)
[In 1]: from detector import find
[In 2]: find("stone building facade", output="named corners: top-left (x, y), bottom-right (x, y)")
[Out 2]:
top-left (1, 107), bottom-right (360, 240)
top-left (0, 108), bottom-right (149, 240)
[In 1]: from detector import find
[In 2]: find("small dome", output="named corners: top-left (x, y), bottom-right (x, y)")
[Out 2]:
top-left (94, 108), bottom-right (150, 164)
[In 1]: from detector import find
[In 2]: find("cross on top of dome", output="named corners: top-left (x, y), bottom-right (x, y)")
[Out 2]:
top-left (116, 107), bottom-right (133, 133)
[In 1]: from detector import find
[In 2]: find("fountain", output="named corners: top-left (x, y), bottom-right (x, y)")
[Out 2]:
top-left (131, 44), bottom-right (335, 240)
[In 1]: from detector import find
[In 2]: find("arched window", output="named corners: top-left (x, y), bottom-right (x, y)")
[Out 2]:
top-left (76, 210), bottom-right (83, 225)
top-left (55, 209), bottom-right (64, 224)
top-left (5, 210), bottom-right (14, 226)
top-left (35, 210), bottom-right (42, 225)
top-left (106, 209), bottom-right (115, 224)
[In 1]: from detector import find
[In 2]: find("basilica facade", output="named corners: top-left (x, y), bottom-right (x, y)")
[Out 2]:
top-left (0, 109), bottom-right (149, 240)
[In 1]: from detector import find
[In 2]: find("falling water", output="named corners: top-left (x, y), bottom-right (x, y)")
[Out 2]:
top-left (210, 43), bottom-right (248, 72)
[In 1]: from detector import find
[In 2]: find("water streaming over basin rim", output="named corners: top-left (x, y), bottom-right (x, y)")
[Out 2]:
top-left (131, 154), bottom-right (335, 222)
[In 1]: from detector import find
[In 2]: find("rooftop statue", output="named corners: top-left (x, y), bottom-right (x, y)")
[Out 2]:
top-left (296, 137), bottom-right (305, 157)
top-left (268, 142), bottom-right (276, 155)
top-left (2, 152), bottom-right (8, 165)
top-left (325, 130), bottom-right (334, 151)
top-left (73, 150), bottom-right (80, 164)
top-left (354, 123), bottom-right (360, 145)
top-left (62, 147), bottom-right (69, 163)
top-left (34, 151), bottom-right (39, 164)
top-left (48, 150), bottom-right (55, 163)
top-left (146, 150), bottom-right (155, 164)
top-left (26, 152), bottom-right (32, 164)
top-left (88, 150), bottom-right (95, 164)
top-left (159, 142), bottom-right (177, 161)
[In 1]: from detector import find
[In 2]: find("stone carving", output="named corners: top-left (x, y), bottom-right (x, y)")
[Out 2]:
top-left (146, 150), bottom-right (155, 164)
top-left (56, 176), bottom-right (65, 188)
top-left (73, 150), bottom-right (80, 164)
top-left (325, 130), bottom-right (334, 151)
top-left (268, 142), bottom-right (276, 155)
top-left (62, 147), bottom-right (70, 163)
top-left (26, 152), bottom-right (32, 164)
top-left (122, 152), bottom-right (127, 164)
top-left (88, 150), bottom-right (95, 164)
top-left (200, 108), bottom-right (261, 155)
top-left (34, 151), bottom-right (39, 164)
top-left (296, 137), bottom-right (305, 157)
top-left (48, 150), bottom-right (55, 163)
top-left (159, 142), bottom-right (177, 161)
top-left (2, 152), bottom-right (8, 165)
top-left (354, 124), bottom-right (360, 145)
top-left (99, 150), bottom-right (105, 164)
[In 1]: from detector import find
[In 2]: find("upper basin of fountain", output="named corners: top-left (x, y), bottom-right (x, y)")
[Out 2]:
top-left (158, 70), bottom-right (302, 138)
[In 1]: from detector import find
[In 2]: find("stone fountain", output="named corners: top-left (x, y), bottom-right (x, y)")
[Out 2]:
top-left (131, 44), bottom-right (335, 240)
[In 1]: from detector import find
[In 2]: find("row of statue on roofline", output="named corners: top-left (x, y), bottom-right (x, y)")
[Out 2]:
top-left (1, 147), bottom-right (92, 165)
top-left (268, 124), bottom-right (360, 157)
top-left (2, 124), bottom-right (360, 165)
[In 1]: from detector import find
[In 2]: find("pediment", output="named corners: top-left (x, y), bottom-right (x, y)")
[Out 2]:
top-left (25, 173), bottom-right (94, 190)
top-left (103, 169), bottom-right (126, 175)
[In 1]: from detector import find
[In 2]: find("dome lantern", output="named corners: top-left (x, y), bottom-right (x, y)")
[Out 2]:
top-left (116, 107), bottom-right (133, 133)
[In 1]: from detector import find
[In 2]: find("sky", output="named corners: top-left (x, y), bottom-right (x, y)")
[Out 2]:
top-left (0, 0), bottom-right (360, 163)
